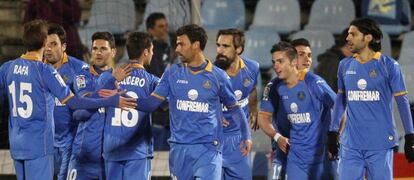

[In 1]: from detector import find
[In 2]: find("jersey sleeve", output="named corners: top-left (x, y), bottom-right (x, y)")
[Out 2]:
top-left (218, 71), bottom-right (237, 107)
top-left (42, 64), bottom-right (73, 103)
top-left (337, 60), bottom-right (345, 93)
top-left (306, 73), bottom-right (336, 108)
top-left (259, 81), bottom-right (275, 113)
top-left (388, 60), bottom-right (407, 96)
top-left (73, 69), bottom-right (95, 96)
top-left (152, 67), bottom-right (171, 101)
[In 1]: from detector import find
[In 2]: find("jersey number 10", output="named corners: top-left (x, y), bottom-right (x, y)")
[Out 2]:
top-left (111, 91), bottom-right (139, 127)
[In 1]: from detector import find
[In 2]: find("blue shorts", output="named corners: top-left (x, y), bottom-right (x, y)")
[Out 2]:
top-left (54, 145), bottom-right (72, 180)
top-left (339, 145), bottom-right (393, 180)
top-left (67, 155), bottom-right (105, 180)
top-left (14, 154), bottom-right (54, 180)
top-left (169, 143), bottom-right (222, 180)
top-left (105, 158), bottom-right (151, 180)
top-left (268, 146), bottom-right (287, 180)
top-left (222, 134), bottom-right (251, 180)
top-left (286, 160), bottom-right (323, 180)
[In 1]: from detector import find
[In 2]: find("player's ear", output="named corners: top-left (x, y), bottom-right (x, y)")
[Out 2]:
top-left (193, 41), bottom-right (200, 50)
top-left (365, 34), bottom-right (373, 43)
top-left (292, 57), bottom-right (298, 66)
top-left (236, 46), bottom-right (242, 55)
top-left (62, 43), bottom-right (67, 52)
top-left (111, 48), bottom-right (117, 58)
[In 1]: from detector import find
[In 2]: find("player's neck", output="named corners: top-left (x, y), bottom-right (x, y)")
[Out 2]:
top-left (285, 68), bottom-right (299, 89)
top-left (130, 58), bottom-right (144, 65)
top-left (25, 49), bottom-right (43, 61)
top-left (188, 52), bottom-right (206, 67)
top-left (356, 47), bottom-right (376, 62)
top-left (226, 56), bottom-right (241, 76)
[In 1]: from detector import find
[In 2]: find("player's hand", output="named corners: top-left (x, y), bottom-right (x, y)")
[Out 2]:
top-left (249, 110), bottom-right (259, 131)
top-left (118, 96), bottom-right (136, 109)
top-left (277, 136), bottom-right (290, 154)
top-left (99, 89), bottom-right (124, 98)
top-left (404, 133), bottom-right (414, 162)
top-left (222, 118), bottom-right (230, 127)
top-left (240, 139), bottom-right (252, 157)
top-left (112, 64), bottom-right (132, 81)
top-left (327, 131), bottom-right (340, 160)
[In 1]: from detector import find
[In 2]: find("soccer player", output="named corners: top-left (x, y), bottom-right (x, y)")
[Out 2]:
top-left (97, 32), bottom-right (159, 179)
top-left (214, 28), bottom-right (259, 179)
top-left (68, 31), bottom-right (120, 180)
top-left (44, 23), bottom-right (89, 180)
top-left (259, 38), bottom-right (313, 180)
top-left (328, 18), bottom-right (414, 180)
top-left (0, 20), bottom-right (135, 180)
top-left (259, 41), bottom-right (336, 179)
top-left (133, 24), bottom-right (251, 180)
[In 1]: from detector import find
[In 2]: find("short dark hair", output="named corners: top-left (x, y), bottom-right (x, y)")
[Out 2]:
top-left (350, 18), bottom-right (382, 51)
top-left (146, 12), bottom-right (166, 30)
top-left (126, 32), bottom-right (152, 60)
top-left (91, 32), bottom-right (116, 48)
top-left (270, 41), bottom-right (297, 61)
top-left (48, 23), bottom-right (66, 44)
top-left (291, 38), bottom-right (311, 48)
top-left (176, 24), bottom-right (207, 50)
top-left (216, 28), bottom-right (245, 54)
top-left (23, 19), bottom-right (48, 51)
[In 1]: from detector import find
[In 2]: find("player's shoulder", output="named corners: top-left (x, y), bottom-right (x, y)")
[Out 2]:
top-left (68, 56), bottom-right (89, 70)
top-left (241, 56), bottom-right (260, 71)
top-left (211, 64), bottom-right (230, 80)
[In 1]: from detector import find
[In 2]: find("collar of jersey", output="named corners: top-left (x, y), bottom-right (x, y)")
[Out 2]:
top-left (227, 58), bottom-right (246, 77)
top-left (130, 63), bottom-right (145, 69)
top-left (21, 53), bottom-right (42, 61)
top-left (89, 65), bottom-right (99, 76)
top-left (353, 52), bottom-right (381, 63)
top-left (44, 53), bottom-right (69, 65)
top-left (186, 59), bottom-right (213, 74)
top-left (297, 68), bottom-right (309, 81)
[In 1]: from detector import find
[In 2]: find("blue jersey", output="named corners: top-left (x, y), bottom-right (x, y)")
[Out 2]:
top-left (337, 52), bottom-right (407, 150)
top-left (101, 63), bottom-right (159, 161)
top-left (152, 60), bottom-right (238, 144)
top-left (260, 78), bottom-right (290, 141)
top-left (71, 65), bottom-right (108, 162)
top-left (48, 53), bottom-right (89, 147)
top-left (278, 70), bottom-right (335, 164)
top-left (0, 54), bottom-right (73, 159)
top-left (223, 58), bottom-right (259, 134)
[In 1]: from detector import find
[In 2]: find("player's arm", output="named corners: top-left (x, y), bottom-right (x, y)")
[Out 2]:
top-left (388, 60), bottom-right (414, 162)
top-left (136, 67), bottom-right (171, 112)
top-left (305, 73), bottom-right (336, 108)
top-left (248, 87), bottom-right (259, 130)
top-left (328, 62), bottom-right (347, 159)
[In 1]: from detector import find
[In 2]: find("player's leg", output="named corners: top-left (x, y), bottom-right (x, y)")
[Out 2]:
top-left (105, 160), bottom-right (123, 180)
top-left (365, 148), bottom-right (393, 180)
top-left (222, 134), bottom-right (251, 180)
top-left (57, 144), bottom-right (71, 180)
top-left (268, 147), bottom-right (287, 180)
top-left (25, 154), bottom-right (54, 180)
top-left (124, 158), bottom-right (151, 180)
top-left (13, 159), bottom-right (25, 180)
top-left (169, 143), bottom-right (192, 180)
top-left (338, 145), bottom-right (365, 180)
top-left (194, 143), bottom-right (222, 180)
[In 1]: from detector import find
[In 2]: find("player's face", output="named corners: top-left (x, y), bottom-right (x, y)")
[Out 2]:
top-left (346, 25), bottom-right (368, 53)
top-left (91, 39), bottom-right (115, 68)
top-left (143, 44), bottom-right (154, 65)
top-left (295, 45), bottom-right (312, 70)
top-left (175, 35), bottom-right (195, 63)
top-left (44, 34), bottom-right (66, 64)
top-left (215, 35), bottom-right (238, 70)
top-left (149, 18), bottom-right (169, 41)
top-left (272, 51), bottom-right (297, 80)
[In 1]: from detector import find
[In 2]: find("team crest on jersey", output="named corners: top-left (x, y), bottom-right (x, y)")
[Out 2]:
top-left (369, 69), bottom-right (377, 78)
top-left (234, 90), bottom-right (243, 100)
top-left (243, 78), bottom-right (251, 87)
top-left (188, 89), bottom-right (199, 100)
top-left (290, 102), bottom-right (298, 113)
top-left (297, 91), bottom-right (306, 100)
top-left (357, 79), bottom-right (367, 90)
top-left (203, 80), bottom-right (212, 89)
top-left (76, 75), bottom-right (86, 88)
